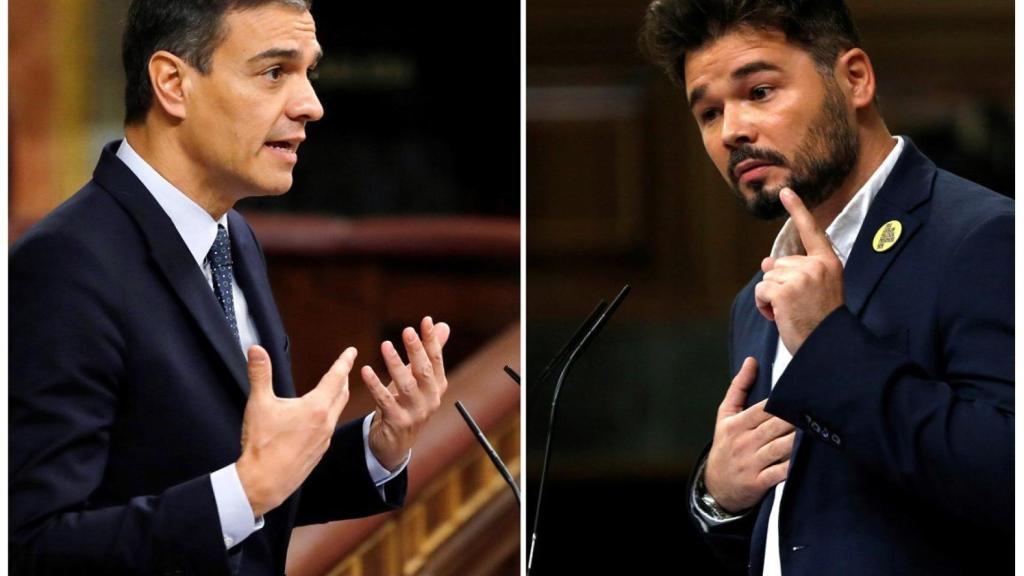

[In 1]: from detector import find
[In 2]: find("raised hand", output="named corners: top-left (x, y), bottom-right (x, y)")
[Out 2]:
top-left (236, 345), bottom-right (357, 517)
top-left (755, 187), bottom-right (844, 354)
top-left (704, 357), bottom-right (796, 513)
top-left (361, 317), bottom-right (450, 471)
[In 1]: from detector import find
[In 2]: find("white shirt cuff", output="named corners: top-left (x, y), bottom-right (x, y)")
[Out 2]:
top-left (362, 412), bottom-right (410, 493)
top-left (210, 464), bottom-right (264, 549)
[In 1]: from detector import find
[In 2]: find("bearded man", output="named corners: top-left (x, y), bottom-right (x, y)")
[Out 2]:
top-left (641, 1), bottom-right (1012, 574)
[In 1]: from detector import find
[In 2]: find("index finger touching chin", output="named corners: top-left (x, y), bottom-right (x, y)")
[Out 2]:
top-left (780, 188), bottom-right (831, 255)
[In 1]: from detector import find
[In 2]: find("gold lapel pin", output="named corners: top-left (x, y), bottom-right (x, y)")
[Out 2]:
top-left (873, 220), bottom-right (903, 253)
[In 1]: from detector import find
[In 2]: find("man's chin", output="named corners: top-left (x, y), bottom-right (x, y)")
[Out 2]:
top-left (249, 175), bottom-right (294, 198)
top-left (741, 183), bottom-right (788, 220)
top-left (734, 181), bottom-right (787, 220)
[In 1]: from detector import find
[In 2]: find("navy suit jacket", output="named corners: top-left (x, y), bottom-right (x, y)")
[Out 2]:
top-left (690, 140), bottom-right (1013, 575)
top-left (11, 142), bottom-right (406, 575)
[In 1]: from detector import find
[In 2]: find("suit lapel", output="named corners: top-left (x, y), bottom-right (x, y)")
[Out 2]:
top-left (92, 142), bottom-right (251, 398)
top-left (843, 140), bottom-right (934, 316)
top-left (228, 211), bottom-right (294, 398)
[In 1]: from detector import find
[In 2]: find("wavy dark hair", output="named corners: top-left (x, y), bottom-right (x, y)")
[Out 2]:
top-left (640, 0), bottom-right (862, 86)
top-left (122, 0), bottom-right (312, 124)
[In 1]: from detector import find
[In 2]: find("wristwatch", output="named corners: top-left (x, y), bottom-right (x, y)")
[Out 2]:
top-left (694, 460), bottom-right (741, 522)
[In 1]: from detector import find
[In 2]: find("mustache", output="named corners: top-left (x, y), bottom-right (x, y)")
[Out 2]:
top-left (728, 146), bottom-right (787, 181)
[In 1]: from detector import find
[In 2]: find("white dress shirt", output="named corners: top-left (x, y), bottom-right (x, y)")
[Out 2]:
top-left (116, 139), bottom-right (409, 550)
top-left (692, 137), bottom-right (905, 575)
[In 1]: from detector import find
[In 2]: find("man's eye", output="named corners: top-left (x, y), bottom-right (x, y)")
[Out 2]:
top-left (700, 108), bottom-right (720, 124)
top-left (750, 86), bottom-right (773, 100)
top-left (264, 67), bottom-right (283, 81)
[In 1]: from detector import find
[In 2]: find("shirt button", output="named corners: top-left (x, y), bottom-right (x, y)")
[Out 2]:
top-left (224, 536), bottom-right (234, 547)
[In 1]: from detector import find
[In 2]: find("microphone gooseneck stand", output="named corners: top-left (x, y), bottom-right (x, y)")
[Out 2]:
top-left (527, 284), bottom-right (631, 575)
top-left (454, 400), bottom-right (522, 506)
top-left (453, 363), bottom-right (523, 511)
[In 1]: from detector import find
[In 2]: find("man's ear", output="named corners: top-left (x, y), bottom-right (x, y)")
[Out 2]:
top-left (835, 48), bottom-right (876, 110)
top-left (148, 50), bottom-right (191, 121)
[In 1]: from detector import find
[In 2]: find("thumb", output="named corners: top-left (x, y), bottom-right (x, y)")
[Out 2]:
top-left (719, 357), bottom-right (758, 418)
top-left (780, 187), bottom-right (832, 256)
top-left (247, 345), bottom-right (275, 401)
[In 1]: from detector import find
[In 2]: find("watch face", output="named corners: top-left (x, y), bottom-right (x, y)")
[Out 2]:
top-left (699, 490), bottom-right (730, 520)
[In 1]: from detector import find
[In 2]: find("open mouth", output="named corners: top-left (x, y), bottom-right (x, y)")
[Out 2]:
top-left (265, 141), bottom-right (297, 155)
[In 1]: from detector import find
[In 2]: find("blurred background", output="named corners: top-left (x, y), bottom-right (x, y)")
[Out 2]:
top-left (10, 1), bottom-right (521, 574)
top-left (525, 0), bottom-right (1012, 573)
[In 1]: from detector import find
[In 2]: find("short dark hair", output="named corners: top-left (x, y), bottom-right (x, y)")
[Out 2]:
top-left (640, 0), bottom-right (863, 87)
top-left (122, 0), bottom-right (312, 125)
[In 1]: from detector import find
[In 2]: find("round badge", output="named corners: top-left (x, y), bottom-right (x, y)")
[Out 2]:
top-left (872, 220), bottom-right (902, 253)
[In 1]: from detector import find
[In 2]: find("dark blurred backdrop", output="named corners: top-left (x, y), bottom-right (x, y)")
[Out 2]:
top-left (525, 1), bottom-right (1013, 573)
top-left (242, 3), bottom-right (520, 216)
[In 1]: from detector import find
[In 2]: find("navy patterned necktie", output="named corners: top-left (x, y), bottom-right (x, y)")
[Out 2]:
top-left (208, 224), bottom-right (240, 344)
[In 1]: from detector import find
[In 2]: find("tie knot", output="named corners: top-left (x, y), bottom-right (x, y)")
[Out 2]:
top-left (208, 224), bottom-right (233, 270)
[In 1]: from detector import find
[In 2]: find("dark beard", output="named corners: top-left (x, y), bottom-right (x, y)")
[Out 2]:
top-left (728, 77), bottom-right (859, 220)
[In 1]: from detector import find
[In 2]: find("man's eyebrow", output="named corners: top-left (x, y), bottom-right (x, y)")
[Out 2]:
top-left (247, 47), bottom-right (324, 66)
top-left (688, 61), bottom-right (781, 110)
top-left (732, 60), bottom-right (781, 81)
top-left (688, 84), bottom-right (708, 111)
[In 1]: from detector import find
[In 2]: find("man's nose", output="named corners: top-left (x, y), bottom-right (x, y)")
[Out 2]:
top-left (289, 77), bottom-right (325, 122)
top-left (721, 104), bottom-right (755, 149)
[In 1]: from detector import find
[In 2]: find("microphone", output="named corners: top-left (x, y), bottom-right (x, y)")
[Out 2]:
top-left (503, 365), bottom-right (521, 385)
top-left (526, 299), bottom-right (607, 398)
top-left (455, 400), bottom-right (521, 505)
top-left (527, 284), bottom-right (631, 574)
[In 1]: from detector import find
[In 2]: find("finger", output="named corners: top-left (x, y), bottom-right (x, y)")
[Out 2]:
top-left (402, 326), bottom-right (437, 397)
top-left (756, 430), bottom-right (796, 468)
top-left (313, 347), bottom-right (357, 408)
top-left (756, 459), bottom-right (790, 489)
top-left (762, 268), bottom-right (801, 285)
top-left (780, 187), bottom-right (832, 256)
top-left (246, 345), bottom-right (275, 402)
top-left (754, 281), bottom-right (776, 322)
top-left (420, 317), bottom-right (448, 390)
top-left (719, 357), bottom-right (758, 417)
top-left (734, 398), bottom-right (774, 429)
top-left (361, 365), bottom-right (398, 412)
top-left (761, 256), bottom-right (775, 274)
top-left (767, 255), bottom-right (808, 270)
top-left (755, 416), bottom-right (797, 444)
top-left (434, 321), bottom-right (451, 348)
top-left (382, 340), bottom-right (418, 399)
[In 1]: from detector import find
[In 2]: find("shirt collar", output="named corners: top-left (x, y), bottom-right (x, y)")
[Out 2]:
top-left (770, 136), bottom-right (905, 266)
top-left (116, 139), bottom-right (228, 267)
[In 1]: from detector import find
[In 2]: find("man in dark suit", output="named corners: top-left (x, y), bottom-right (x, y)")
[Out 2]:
top-left (641, 1), bottom-right (1012, 574)
top-left (12, 1), bottom-right (450, 574)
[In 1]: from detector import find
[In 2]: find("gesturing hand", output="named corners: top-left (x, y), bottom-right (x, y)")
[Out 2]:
top-left (361, 317), bottom-right (450, 471)
top-left (755, 187), bottom-right (844, 354)
top-left (704, 357), bottom-right (796, 513)
top-left (236, 345), bottom-right (357, 518)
